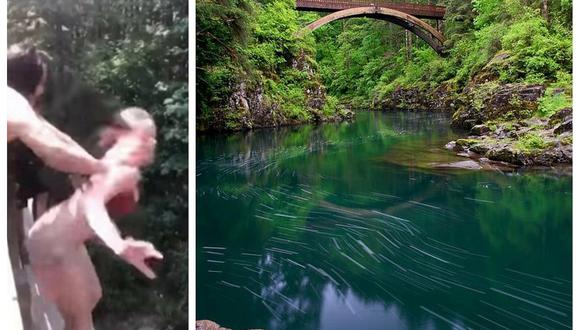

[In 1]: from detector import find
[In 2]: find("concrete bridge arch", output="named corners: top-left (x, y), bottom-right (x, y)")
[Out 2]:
top-left (302, 6), bottom-right (447, 56)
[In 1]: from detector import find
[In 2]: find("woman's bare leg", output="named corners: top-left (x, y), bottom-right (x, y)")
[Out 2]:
top-left (33, 246), bottom-right (102, 330)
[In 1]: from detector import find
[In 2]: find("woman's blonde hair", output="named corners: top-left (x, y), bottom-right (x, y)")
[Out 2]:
top-left (112, 107), bottom-right (157, 138)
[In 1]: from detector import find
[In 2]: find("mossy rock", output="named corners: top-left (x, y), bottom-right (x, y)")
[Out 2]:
top-left (485, 147), bottom-right (523, 165)
top-left (548, 107), bottom-right (572, 126)
top-left (560, 134), bottom-right (573, 146)
top-left (470, 143), bottom-right (492, 155)
top-left (455, 139), bottom-right (480, 148)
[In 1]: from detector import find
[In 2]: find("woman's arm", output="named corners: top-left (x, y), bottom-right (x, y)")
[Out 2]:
top-left (80, 167), bottom-right (162, 278)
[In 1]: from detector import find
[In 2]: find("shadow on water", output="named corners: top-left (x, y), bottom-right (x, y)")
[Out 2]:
top-left (196, 111), bottom-right (572, 330)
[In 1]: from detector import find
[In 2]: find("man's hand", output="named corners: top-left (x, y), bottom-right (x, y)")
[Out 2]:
top-left (118, 237), bottom-right (163, 279)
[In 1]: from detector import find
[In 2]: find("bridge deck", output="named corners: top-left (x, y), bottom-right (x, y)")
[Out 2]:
top-left (296, 0), bottom-right (445, 19)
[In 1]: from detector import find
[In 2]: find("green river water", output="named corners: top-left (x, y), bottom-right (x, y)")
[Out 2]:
top-left (196, 111), bottom-right (571, 330)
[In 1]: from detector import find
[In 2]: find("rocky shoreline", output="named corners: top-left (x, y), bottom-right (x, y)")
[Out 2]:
top-left (380, 82), bottom-right (572, 168)
top-left (200, 70), bottom-right (572, 169)
top-left (198, 50), bottom-right (355, 133)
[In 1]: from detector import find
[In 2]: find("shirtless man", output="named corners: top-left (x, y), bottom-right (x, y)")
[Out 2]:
top-left (8, 45), bottom-right (154, 174)
top-left (26, 107), bottom-right (163, 330)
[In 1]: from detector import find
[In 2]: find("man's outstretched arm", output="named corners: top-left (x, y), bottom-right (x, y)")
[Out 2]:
top-left (8, 87), bottom-right (106, 175)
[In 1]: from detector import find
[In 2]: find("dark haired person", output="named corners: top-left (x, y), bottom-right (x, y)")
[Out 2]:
top-left (7, 44), bottom-right (130, 174)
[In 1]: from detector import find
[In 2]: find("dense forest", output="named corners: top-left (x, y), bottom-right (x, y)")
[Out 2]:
top-left (197, 0), bottom-right (572, 165)
top-left (9, 0), bottom-right (188, 328)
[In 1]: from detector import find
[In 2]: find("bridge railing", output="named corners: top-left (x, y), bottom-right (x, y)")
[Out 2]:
top-left (8, 196), bottom-right (64, 330)
top-left (295, 0), bottom-right (446, 19)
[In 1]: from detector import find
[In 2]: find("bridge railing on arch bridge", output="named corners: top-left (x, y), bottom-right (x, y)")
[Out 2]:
top-left (295, 0), bottom-right (446, 20)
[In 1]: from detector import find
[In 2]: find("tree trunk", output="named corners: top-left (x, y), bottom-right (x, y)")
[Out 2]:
top-left (542, 0), bottom-right (549, 22)
top-left (405, 30), bottom-right (412, 61)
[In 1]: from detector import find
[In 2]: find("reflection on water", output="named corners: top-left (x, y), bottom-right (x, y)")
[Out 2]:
top-left (196, 112), bottom-right (572, 330)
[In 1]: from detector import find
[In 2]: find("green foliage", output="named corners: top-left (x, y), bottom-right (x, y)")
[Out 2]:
top-left (516, 133), bottom-right (549, 152)
top-left (322, 95), bottom-right (340, 116)
top-left (197, 0), bottom-right (335, 130)
top-left (313, 0), bottom-right (571, 108)
top-left (499, 12), bottom-right (572, 82)
top-left (538, 88), bottom-right (572, 117)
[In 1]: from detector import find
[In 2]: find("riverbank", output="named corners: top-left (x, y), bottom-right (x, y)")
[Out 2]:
top-left (375, 79), bottom-right (572, 167)
top-left (198, 57), bottom-right (572, 168)
top-left (197, 59), bottom-right (355, 133)
top-left (196, 78), bottom-right (355, 133)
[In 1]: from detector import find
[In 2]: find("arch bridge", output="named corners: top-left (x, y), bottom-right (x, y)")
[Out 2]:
top-left (296, 0), bottom-right (447, 56)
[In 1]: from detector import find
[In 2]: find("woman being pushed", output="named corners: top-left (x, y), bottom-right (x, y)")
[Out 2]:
top-left (26, 107), bottom-right (163, 330)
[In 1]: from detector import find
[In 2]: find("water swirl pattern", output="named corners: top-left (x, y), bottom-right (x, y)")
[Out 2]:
top-left (197, 112), bottom-right (571, 330)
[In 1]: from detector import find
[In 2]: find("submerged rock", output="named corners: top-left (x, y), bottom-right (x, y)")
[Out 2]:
top-left (433, 160), bottom-right (482, 170)
top-left (445, 141), bottom-right (464, 152)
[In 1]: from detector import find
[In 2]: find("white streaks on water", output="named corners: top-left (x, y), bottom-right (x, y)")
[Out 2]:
top-left (221, 280), bottom-right (240, 288)
top-left (357, 240), bottom-right (375, 256)
top-left (344, 297), bottom-right (356, 315)
top-left (262, 301), bottom-right (281, 321)
top-left (520, 307), bottom-right (572, 329)
top-left (244, 286), bottom-right (262, 298)
top-left (285, 258), bottom-right (306, 269)
top-left (506, 268), bottom-right (563, 285)
top-left (339, 251), bottom-right (367, 270)
top-left (534, 285), bottom-right (572, 298)
top-left (265, 247), bottom-right (298, 255)
top-left (376, 231), bottom-right (399, 248)
top-left (255, 215), bottom-right (273, 221)
top-left (274, 213), bottom-right (298, 219)
top-left (409, 245), bottom-right (450, 264)
top-left (420, 306), bottom-right (465, 329)
top-left (464, 197), bottom-right (495, 204)
top-left (480, 300), bottom-right (548, 328)
top-left (477, 314), bottom-right (510, 330)
top-left (274, 291), bottom-right (304, 313)
top-left (376, 283), bottom-right (404, 305)
top-left (332, 237), bottom-right (341, 250)
top-left (430, 276), bottom-right (485, 294)
top-left (408, 200), bottom-right (441, 210)
top-left (490, 287), bottom-right (567, 317)
top-left (371, 210), bottom-right (411, 222)
top-left (505, 285), bottom-right (571, 309)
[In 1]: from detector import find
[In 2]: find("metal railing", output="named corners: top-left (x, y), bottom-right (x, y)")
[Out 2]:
top-left (296, 0), bottom-right (446, 19)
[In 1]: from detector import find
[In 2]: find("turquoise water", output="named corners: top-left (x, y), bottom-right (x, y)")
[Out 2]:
top-left (196, 111), bottom-right (572, 329)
